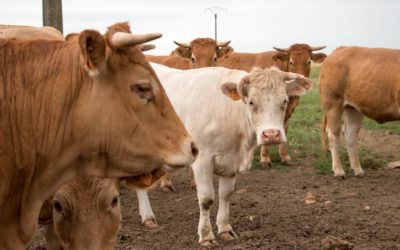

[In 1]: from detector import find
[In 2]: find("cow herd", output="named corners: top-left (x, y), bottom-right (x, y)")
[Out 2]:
top-left (0, 22), bottom-right (399, 249)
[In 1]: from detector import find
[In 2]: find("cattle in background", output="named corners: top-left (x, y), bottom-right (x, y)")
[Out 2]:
top-left (0, 24), bottom-right (64, 40)
top-left (145, 38), bottom-right (233, 69)
top-left (137, 63), bottom-right (313, 246)
top-left (0, 22), bottom-right (197, 249)
top-left (218, 44), bottom-right (327, 167)
top-left (320, 46), bottom-right (400, 176)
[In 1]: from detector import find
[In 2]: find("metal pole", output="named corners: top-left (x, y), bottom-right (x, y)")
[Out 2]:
top-left (43, 0), bottom-right (63, 33)
top-left (205, 6), bottom-right (226, 42)
top-left (214, 13), bottom-right (217, 41)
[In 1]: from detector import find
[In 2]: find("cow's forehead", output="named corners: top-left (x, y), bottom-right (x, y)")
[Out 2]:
top-left (248, 68), bottom-right (287, 99)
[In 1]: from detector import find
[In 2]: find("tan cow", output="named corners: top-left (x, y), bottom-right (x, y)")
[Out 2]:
top-left (320, 46), bottom-right (400, 177)
top-left (0, 24), bottom-right (64, 40)
top-left (218, 44), bottom-right (327, 167)
top-left (0, 22), bottom-right (198, 249)
top-left (145, 37), bottom-right (233, 69)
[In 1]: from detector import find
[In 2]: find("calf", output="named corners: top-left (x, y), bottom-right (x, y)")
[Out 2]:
top-left (137, 63), bottom-right (313, 245)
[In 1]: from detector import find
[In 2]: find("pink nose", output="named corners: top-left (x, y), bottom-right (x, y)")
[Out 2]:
top-left (262, 129), bottom-right (281, 145)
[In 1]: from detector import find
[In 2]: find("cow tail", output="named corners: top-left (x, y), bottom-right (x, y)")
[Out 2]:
top-left (321, 114), bottom-right (328, 154)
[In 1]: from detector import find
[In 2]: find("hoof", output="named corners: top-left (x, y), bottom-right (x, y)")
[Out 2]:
top-left (354, 169), bottom-right (365, 176)
top-left (161, 185), bottom-right (175, 193)
top-left (261, 162), bottom-right (272, 169)
top-left (281, 160), bottom-right (294, 166)
top-left (200, 239), bottom-right (219, 247)
top-left (333, 169), bottom-right (346, 178)
top-left (219, 230), bottom-right (239, 241)
top-left (142, 219), bottom-right (158, 229)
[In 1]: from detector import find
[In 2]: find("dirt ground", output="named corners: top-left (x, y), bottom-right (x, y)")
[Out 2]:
top-left (28, 129), bottom-right (400, 250)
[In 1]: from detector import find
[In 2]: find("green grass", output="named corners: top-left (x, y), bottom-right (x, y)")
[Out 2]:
top-left (251, 66), bottom-right (400, 175)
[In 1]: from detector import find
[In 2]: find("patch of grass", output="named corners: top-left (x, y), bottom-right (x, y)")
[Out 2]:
top-left (250, 66), bottom-right (400, 175)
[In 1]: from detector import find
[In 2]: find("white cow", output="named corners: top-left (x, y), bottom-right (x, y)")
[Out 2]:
top-left (134, 63), bottom-right (313, 245)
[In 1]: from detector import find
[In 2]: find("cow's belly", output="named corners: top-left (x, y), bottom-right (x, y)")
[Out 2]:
top-left (213, 147), bottom-right (255, 177)
top-left (344, 97), bottom-right (400, 123)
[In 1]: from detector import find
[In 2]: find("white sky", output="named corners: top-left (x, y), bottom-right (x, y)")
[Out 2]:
top-left (1, 0), bottom-right (399, 55)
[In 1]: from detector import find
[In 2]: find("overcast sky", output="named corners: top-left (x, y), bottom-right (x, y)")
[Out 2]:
top-left (1, 0), bottom-right (399, 55)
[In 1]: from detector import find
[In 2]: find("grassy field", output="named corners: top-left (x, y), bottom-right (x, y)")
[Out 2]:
top-left (251, 66), bottom-right (400, 175)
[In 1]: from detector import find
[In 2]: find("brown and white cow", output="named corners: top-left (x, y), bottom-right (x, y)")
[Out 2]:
top-left (218, 44), bottom-right (327, 167)
top-left (320, 46), bottom-right (400, 177)
top-left (0, 22), bottom-right (197, 249)
top-left (145, 38), bottom-right (233, 69)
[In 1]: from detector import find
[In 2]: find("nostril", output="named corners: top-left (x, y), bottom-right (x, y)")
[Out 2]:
top-left (191, 142), bottom-right (199, 158)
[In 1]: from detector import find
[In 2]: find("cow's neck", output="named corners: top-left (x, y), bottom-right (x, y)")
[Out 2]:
top-left (0, 41), bottom-right (92, 247)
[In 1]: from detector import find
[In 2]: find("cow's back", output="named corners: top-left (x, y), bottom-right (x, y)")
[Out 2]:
top-left (320, 46), bottom-right (400, 122)
top-left (0, 25), bottom-right (64, 41)
top-left (217, 51), bottom-right (283, 72)
top-left (146, 54), bottom-right (190, 70)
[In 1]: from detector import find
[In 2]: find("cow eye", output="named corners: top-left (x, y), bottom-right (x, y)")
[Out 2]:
top-left (191, 57), bottom-right (196, 64)
top-left (111, 195), bottom-right (119, 208)
top-left (130, 82), bottom-right (154, 101)
top-left (53, 200), bottom-right (63, 213)
top-left (283, 99), bottom-right (288, 105)
top-left (249, 101), bottom-right (254, 106)
top-left (289, 61), bottom-right (294, 65)
top-left (308, 60), bottom-right (311, 64)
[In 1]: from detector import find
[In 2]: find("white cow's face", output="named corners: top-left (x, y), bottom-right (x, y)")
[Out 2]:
top-left (222, 68), bottom-right (313, 146)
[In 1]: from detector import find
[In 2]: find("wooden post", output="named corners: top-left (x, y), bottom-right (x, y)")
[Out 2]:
top-left (43, 0), bottom-right (63, 33)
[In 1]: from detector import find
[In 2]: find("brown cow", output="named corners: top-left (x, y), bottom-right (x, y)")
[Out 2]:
top-left (0, 22), bottom-right (198, 249)
top-left (218, 44), bottom-right (327, 167)
top-left (320, 46), bottom-right (400, 177)
top-left (145, 37), bottom-right (233, 69)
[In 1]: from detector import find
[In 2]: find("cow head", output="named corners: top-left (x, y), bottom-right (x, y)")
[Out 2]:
top-left (173, 38), bottom-right (233, 68)
top-left (72, 22), bottom-right (198, 177)
top-left (51, 177), bottom-right (120, 250)
top-left (273, 44), bottom-right (327, 77)
top-left (221, 68), bottom-right (313, 145)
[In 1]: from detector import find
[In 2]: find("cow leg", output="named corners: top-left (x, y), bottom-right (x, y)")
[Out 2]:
top-left (136, 189), bottom-right (158, 228)
top-left (193, 156), bottom-right (217, 246)
top-left (343, 107), bottom-right (364, 176)
top-left (279, 120), bottom-right (292, 165)
top-left (217, 176), bottom-right (238, 241)
top-left (188, 165), bottom-right (197, 190)
top-left (260, 145), bottom-right (272, 168)
top-left (160, 173), bottom-right (175, 192)
top-left (326, 107), bottom-right (345, 176)
top-left (45, 223), bottom-right (62, 250)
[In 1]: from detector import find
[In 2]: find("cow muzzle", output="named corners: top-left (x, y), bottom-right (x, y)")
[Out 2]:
top-left (163, 139), bottom-right (198, 168)
top-left (261, 129), bottom-right (282, 145)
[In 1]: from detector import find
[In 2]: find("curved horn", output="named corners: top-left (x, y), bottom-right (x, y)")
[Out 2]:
top-left (216, 40), bottom-right (231, 47)
top-left (310, 46), bottom-right (326, 51)
top-left (273, 47), bottom-right (289, 52)
top-left (173, 41), bottom-right (191, 48)
top-left (137, 44), bottom-right (156, 52)
top-left (111, 32), bottom-right (162, 48)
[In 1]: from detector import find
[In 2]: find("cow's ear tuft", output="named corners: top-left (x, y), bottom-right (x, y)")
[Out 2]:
top-left (273, 52), bottom-right (289, 62)
top-left (221, 82), bottom-right (241, 101)
top-left (217, 46), bottom-right (234, 58)
top-left (174, 46), bottom-right (191, 59)
top-left (79, 29), bottom-right (107, 76)
top-left (311, 53), bottom-right (327, 63)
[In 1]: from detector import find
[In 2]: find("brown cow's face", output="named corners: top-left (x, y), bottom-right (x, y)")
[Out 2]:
top-left (52, 178), bottom-right (120, 250)
top-left (273, 44), bottom-right (327, 77)
top-left (174, 38), bottom-right (233, 68)
top-left (73, 24), bottom-right (197, 177)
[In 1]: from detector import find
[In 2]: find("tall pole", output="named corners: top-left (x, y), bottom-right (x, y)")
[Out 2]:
top-left (205, 6), bottom-right (226, 41)
top-left (43, 0), bottom-right (63, 33)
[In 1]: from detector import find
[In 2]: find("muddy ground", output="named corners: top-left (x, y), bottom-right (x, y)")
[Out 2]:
top-left (29, 129), bottom-right (400, 250)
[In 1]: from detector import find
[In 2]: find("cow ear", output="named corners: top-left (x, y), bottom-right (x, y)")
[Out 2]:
top-left (174, 46), bottom-right (192, 59)
top-left (273, 52), bottom-right (289, 62)
top-left (311, 53), bottom-right (327, 63)
top-left (221, 83), bottom-right (241, 101)
top-left (285, 73), bottom-right (313, 96)
top-left (217, 46), bottom-right (234, 58)
top-left (79, 29), bottom-right (107, 76)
